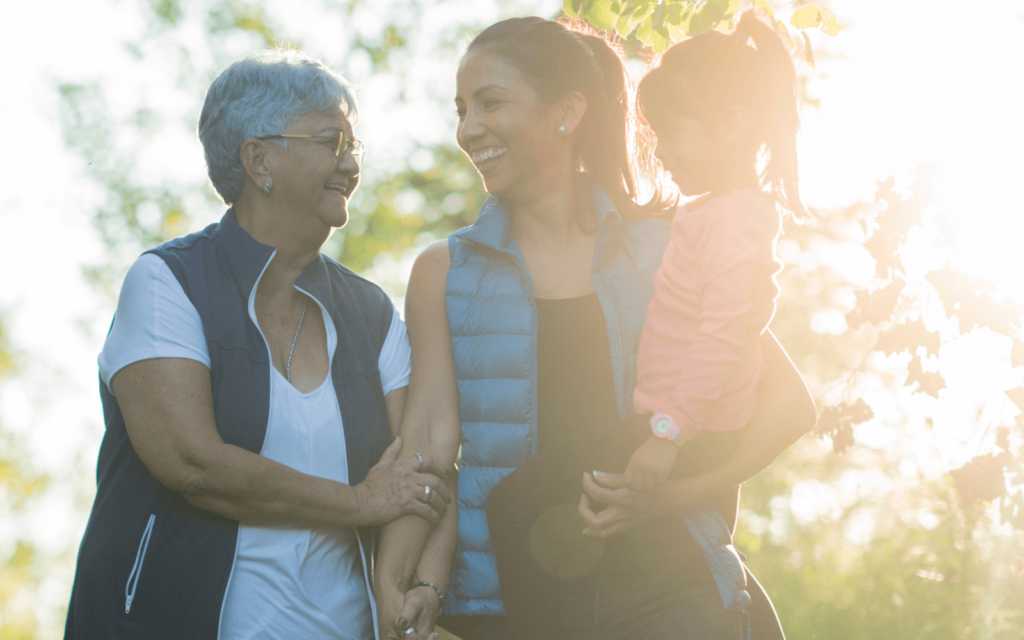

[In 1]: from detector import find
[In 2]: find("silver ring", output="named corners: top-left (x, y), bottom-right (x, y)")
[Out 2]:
top-left (424, 485), bottom-right (432, 501)
top-left (403, 627), bottom-right (416, 637)
top-left (414, 452), bottom-right (424, 466)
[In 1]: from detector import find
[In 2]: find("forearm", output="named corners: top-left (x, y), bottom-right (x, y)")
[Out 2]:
top-left (376, 424), bottom-right (459, 592)
top-left (177, 442), bottom-right (367, 527)
top-left (665, 330), bottom-right (816, 508)
top-left (413, 467), bottom-right (458, 592)
top-left (674, 406), bottom-right (806, 505)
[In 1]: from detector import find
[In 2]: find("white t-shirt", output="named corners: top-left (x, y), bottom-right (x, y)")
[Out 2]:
top-left (99, 253), bottom-right (412, 640)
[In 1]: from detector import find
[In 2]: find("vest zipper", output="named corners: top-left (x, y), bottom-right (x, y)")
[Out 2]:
top-left (124, 513), bottom-right (156, 614)
top-left (217, 251), bottom-right (277, 636)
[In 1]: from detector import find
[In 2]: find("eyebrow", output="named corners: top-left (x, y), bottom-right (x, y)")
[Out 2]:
top-left (314, 125), bottom-right (347, 136)
top-left (473, 84), bottom-right (509, 97)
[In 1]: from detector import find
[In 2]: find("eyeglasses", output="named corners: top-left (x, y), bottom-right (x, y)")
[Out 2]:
top-left (260, 132), bottom-right (365, 164)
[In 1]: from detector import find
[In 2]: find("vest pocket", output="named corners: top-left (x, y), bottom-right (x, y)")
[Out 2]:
top-left (124, 513), bottom-right (156, 614)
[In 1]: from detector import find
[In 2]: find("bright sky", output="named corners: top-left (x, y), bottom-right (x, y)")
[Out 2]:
top-left (2, 0), bottom-right (1023, 635)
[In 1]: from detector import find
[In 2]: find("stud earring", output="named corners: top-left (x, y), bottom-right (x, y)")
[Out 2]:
top-left (558, 125), bottom-right (567, 133)
top-left (264, 181), bottom-right (272, 197)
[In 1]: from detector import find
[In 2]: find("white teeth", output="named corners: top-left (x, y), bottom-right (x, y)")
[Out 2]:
top-left (472, 147), bottom-right (507, 165)
top-left (326, 184), bottom-right (348, 193)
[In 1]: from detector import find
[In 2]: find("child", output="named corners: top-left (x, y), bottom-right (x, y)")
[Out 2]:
top-left (488, 11), bottom-right (810, 640)
top-left (624, 9), bottom-right (813, 492)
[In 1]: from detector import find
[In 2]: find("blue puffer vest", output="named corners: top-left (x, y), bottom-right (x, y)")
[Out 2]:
top-left (65, 209), bottom-right (395, 640)
top-left (444, 182), bottom-right (750, 617)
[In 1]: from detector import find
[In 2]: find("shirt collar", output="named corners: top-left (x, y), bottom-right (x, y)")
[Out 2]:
top-left (218, 208), bottom-right (277, 303)
top-left (218, 208), bottom-right (334, 307)
top-left (458, 175), bottom-right (625, 259)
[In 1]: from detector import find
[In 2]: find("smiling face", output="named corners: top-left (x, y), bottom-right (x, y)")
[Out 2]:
top-left (454, 49), bottom-right (567, 203)
top-left (272, 109), bottom-right (360, 229)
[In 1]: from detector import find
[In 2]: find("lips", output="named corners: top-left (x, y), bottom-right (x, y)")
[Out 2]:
top-left (470, 146), bottom-right (507, 169)
top-left (326, 177), bottom-right (356, 198)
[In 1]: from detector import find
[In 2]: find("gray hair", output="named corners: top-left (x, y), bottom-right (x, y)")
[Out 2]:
top-left (198, 49), bottom-right (357, 204)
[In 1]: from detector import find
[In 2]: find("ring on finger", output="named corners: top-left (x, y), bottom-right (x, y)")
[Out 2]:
top-left (403, 627), bottom-right (416, 637)
top-left (424, 485), bottom-right (432, 501)
top-left (414, 452), bottom-right (423, 466)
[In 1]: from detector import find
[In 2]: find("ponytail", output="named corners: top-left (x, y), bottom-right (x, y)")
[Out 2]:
top-left (639, 10), bottom-right (811, 222)
top-left (466, 17), bottom-right (673, 219)
top-left (734, 11), bottom-right (807, 221)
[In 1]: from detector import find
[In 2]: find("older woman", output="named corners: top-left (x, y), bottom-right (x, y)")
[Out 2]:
top-left (64, 50), bottom-right (452, 640)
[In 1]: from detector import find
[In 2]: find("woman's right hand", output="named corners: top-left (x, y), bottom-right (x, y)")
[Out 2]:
top-left (355, 436), bottom-right (452, 526)
top-left (389, 585), bottom-right (442, 640)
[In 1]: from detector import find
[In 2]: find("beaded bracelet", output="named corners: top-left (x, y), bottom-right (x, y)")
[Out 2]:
top-left (414, 579), bottom-right (445, 612)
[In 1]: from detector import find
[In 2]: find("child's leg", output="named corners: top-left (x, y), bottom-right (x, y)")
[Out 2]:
top-left (487, 416), bottom-right (650, 640)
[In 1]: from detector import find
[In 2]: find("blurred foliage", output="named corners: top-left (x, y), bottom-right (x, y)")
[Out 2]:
top-left (1, 0), bottom-right (1015, 638)
top-left (736, 168), bottom-right (1024, 637)
top-left (0, 316), bottom-right (52, 640)
top-left (563, 0), bottom-right (840, 54)
top-left (340, 145), bottom-right (486, 272)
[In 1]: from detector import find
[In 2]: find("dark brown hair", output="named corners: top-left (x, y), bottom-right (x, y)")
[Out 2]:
top-left (467, 17), bottom-right (671, 218)
top-left (638, 11), bottom-right (810, 221)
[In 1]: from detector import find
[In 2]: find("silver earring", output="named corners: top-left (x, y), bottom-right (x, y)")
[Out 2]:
top-left (558, 125), bottom-right (567, 133)
top-left (264, 181), bottom-right (271, 197)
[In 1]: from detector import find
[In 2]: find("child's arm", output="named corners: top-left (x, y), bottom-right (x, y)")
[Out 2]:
top-left (624, 433), bottom-right (684, 491)
top-left (664, 197), bottom-right (780, 440)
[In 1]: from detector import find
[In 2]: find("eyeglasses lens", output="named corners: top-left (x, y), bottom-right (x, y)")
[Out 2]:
top-left (332, 133), bottom-right (364, 164)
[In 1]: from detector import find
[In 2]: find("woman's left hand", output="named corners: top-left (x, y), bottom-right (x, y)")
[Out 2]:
top-left (389, 585), bottom-right (441, 640)
top-left (579, 470), bottom-right (691, 538)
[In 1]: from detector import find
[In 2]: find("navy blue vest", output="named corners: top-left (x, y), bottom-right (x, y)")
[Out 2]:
top-left (65, 210), bottom-right (394, 639)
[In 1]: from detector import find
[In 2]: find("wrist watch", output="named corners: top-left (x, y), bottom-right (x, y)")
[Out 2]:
top-left (650, 413), bottom-right (687, 447)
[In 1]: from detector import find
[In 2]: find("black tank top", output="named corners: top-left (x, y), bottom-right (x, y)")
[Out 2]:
top-left (535, 293), bottom-right (742, 593)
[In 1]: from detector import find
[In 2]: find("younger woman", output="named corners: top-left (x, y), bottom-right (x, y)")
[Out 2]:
top-left (490, 10), bottom-right (811, 640)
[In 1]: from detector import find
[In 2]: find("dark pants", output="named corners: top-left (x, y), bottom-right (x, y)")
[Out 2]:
top-left (476, 414), bottom-right (786, 640)
top-left (486, 416), bottom-right (650, 640)
top-left (559, 588), bottom-right (744, 640)
top-left (439, 573), bottom-right (784, 640)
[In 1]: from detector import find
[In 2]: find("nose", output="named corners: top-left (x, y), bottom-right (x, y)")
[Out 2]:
top-left (337, 147), bottom-right (360, 175)
top-left (458, 108), bottom-right (486, 150)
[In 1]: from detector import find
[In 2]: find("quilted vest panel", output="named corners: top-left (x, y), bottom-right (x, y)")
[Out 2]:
top-left (442, 185), bottom-right (671, 616)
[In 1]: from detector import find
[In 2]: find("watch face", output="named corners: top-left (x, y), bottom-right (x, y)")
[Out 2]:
top-left (652, 417), bottom-right (672, 436)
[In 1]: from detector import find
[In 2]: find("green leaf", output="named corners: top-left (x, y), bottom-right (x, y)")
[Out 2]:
top-left (636, 14), bottom-right (654, 45)
top-left (651, 2), bottom-right (666, 31)
top-left (789, 4), bottom-right (821, 29)
top-left (615, 12), bottom-right (633, 36)
top-left (563, 0), bottom-right (583, 17)
top-left (819, 7), bottom-right (842, 35)
top-left (774, 18), bottom-right (795, 50)
top-left (615, 0), bottom-right (653, 36)
top-left (753, 0), bottom-right (774, 18)
top-left (691, 0), bottom-right (729, 35)
top-left (801, 30), bottom-right (815, 68)
top-left (585, 0), bottom-right (618, 30)
top-left (665, 2), bottom-right (682, 24)
top-left (651, 25), bottom-right (671, 53)
top-left (664, 4), bottom-right (690, 40)
top-left (631, 0), bottom-right (656, 23)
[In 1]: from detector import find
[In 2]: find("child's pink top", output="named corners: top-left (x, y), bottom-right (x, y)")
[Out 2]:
top-left (633, 189), bottom-right (782, 440)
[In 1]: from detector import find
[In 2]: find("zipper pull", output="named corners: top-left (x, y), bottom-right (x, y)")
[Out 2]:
top-left (125, 594), bottom-right (134, 614)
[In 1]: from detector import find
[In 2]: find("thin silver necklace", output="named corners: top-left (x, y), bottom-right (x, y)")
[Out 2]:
top-left (286, 300), bottom-right (308, 383)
